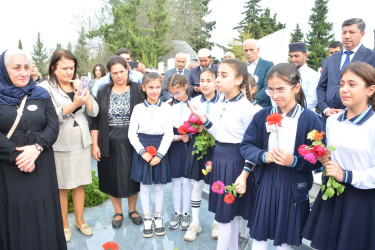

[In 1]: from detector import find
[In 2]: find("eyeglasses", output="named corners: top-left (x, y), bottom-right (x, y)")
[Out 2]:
top-left (265, 84), bottom-right (296, 97)
top-left (168, 90), bottom-right (183, 97)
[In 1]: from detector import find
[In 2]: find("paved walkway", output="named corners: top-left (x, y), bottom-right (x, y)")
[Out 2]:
top-left (66, 160), bottom-right (312, 250)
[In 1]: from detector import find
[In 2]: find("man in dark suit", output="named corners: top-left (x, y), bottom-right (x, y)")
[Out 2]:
top-left (161, 52), bottom-right (190, 101)
top-left (243, 39), bottom-right (274, 107)
top-left (317, 18), bottom-right (375, 123)
top-left (188, 48), bottom-right (219, 98)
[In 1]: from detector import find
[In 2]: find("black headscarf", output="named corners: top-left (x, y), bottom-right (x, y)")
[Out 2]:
top-left (0, 50), bottom-right (50, 105)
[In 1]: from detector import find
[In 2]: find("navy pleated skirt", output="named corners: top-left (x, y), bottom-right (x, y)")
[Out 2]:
top-left (208, 142), bottom-right (254, 223)
top-left (249, 163), bottom-right (309, 247)
top-left (168, 128), bottom-right (189, 179)
top-left (302, 183), bottom-right (375, 250)
top-left (130, 133), bottom-right (171, 185)
top-left (185, 134), bottom-right (214, 184)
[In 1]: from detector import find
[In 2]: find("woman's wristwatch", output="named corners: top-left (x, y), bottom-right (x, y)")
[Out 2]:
top-left (35, 143), bottom-right (43, 152)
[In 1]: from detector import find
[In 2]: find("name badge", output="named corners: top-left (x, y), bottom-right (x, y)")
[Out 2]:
top-left (27, 105), bottom-right (38, 111)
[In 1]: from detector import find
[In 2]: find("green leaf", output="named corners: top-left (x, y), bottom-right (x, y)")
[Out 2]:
top-left (338, 185), bottom-right (345, 194)
top-left (321, 184), bottom-right (326, 192)
top-left (326, 146), bottom-right (336, 151)
top-left (327, 177), bottom-right (332, 187)
top-left (332, 180), bottom-right (341, 188)
top-left (326, 187), bottom-right (335, 198)
top-left (195, 150), bottom-right (199, 154)
top-left (322, 193), bottom-right (328, 200)
top-left (322, 169), bottom-right (327, 176)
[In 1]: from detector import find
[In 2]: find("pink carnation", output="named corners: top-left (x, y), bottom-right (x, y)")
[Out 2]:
top-left (211, 180), bottom-right (225, 195)
top-left (188, 113), bottom-right (201, 124)
top-left (304, 152), bottom-right (317, 164)
top-left (183, 121), bottom-right (191, 129)
top-left (186, 126), bottom-right (197, 134)
top-left (298, 144), bottom-right (312, 157)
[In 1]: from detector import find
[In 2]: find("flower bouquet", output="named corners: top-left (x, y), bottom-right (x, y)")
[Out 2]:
top-left (298, 130), bottom-right (344, 200)
top-left (211, 180), bottom-right (243, 204)
top-left (103, 241), bottom-right (119, 250)
top-left (202, 161), bottom-right (212, 175)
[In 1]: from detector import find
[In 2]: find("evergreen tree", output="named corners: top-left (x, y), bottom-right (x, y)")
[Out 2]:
top-left (306, 0), bottom-right (334, 70)
top-left (89, 0), bottom-right (171, 67)
top-left (290, 23), bottom-right (304, 43)
top-left (32, 32), bottom-right (48, 76)
top-left (56, 43), bottom-right (63, 50)
top-left (74, 27), bottom-right (91, 77)
top-left (235, 0), bottom-right (285, 40)
top-left (18, 39), bottom-right (23, 50)
top-left (67, 42), bottom-right (73, 52)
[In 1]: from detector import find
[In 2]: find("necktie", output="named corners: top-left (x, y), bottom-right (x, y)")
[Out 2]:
top-left (340, 51), bottom-right (354, 73)
top-left (178, 70), bottom-right (183, 75)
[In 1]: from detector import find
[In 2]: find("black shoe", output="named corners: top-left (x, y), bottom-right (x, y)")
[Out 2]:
top-left (142, 218), bottom-right (154, 238)
top-left (112, 213), bottom-right (123, 229)
top-left (154, 217), bottom-right (166, 236)
top-left (129, 211), bottom-right (143, 225)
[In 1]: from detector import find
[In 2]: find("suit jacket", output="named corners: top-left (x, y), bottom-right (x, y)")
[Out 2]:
top-left (317, 44), bottom-right (375, 113)
top-left (90, 82), bottom-right (142, 157)
top-left (253, 58), bottom-right (273, 108)
top-left (188, 63), bottom-right (219, 98)
top-left (39, 81), bottom-right (99, 151)
top-left (161, 68), bottom-right (190, 101)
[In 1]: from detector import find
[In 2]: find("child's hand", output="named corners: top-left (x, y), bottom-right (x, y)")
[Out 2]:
top-left (264, 149), bottom-right (276, 163)
top-left (197, 125), bottom-right (204, 133)
top-left (150, 156), bottom-right (161, 166)
top-left (142, 152), bottom-right (153, 163)
top-left (324, 161), bottom-right (344, 182)
top-left (180, 134), bottom-right (190, 143)
top-left (273, 148), bottom-right (295, 167)
top-left (317, 150), bottom-right (331, 164)
top-left (234, 171), bottom-right (249, 194)
top-left (187, 101), bottom-right (206, 123)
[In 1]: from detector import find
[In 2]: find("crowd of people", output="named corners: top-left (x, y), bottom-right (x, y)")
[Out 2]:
top-left (0, 17), bottom-right (375, 250)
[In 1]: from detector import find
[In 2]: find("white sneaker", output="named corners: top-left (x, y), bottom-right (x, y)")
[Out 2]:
top-left (211, 221), bottom-right (218, 239)
top-left (184, 223), bottom-right (202, 242)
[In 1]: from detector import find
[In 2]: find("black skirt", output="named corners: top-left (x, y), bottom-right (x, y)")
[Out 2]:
top-left (168, 128), bottom-right (190, 179)
top-left (130, 133), bottom-right (171, 185)
top-left (98, 125), bottom-right (140, 198)
top-left (302, 183), bottom-right (375, 250)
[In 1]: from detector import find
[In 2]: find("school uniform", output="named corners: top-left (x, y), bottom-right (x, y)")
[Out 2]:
top-left (204, 92), bottom-right (256, 223)
top-left (302, 106), bottom-right (375, 250)
top-left (128, 99), bottom-right (174, 185)
top-left (168, 98), bottom-right (191, 178)
top-left (185, 91), bottom-right (221, 183)
top-left (240, 104), bottom-right (323, 246)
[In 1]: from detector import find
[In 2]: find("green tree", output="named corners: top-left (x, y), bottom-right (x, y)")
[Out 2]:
top-left (188, 0), bottom-right (216, 50)
top-left (235, 0), bottom-right (285, 40)
top-left (56, 43), bottom-right (63, 50)
top-left (32, 32), bottom-right (48, 76)
top-left (290, 23), bottom-right (304, 43)
top-left (306, 0), bottom-right (334, 70)
top-left (18, 39), bottom-right (23, 50)
top-left (67, 42), bottom-right (73, 52)
top-left (89, 0), bottom-right (171, 67)
top-left (74, 27), bottom-right (91, 77)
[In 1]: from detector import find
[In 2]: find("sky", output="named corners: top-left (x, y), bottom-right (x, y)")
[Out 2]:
top-left (1, 0), bottom-right (374, 59)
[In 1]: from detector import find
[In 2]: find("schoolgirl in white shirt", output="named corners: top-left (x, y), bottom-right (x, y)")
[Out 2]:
top-left (184, 68), bottom-right (221, 241)
top-left (166, 74), bottom-right (193, 231)
top-left (189, 59), bottom-right (256, 250)
top-left (303, 62), bottom-right (375, 249)
top-left (128, 72), bottom-right (174, 238)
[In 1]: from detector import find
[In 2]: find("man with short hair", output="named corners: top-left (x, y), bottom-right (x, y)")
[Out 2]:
top-left (328, 41), bottom-right (343, 55)
top-left (224, 51), bottom-right (235, 59)
top-left (188, 60), bottom-right (199, 71)
top-left (317, 18), bottom-right (375, 123)
top-left (289, 42), bottom-right (320, 109)
top-left (30, 62), bottom-right (45, 84)
top-left (91, 48), bottom-right (145, 97)
top-left (243, 39), bottom-right (273, 107)
top-left (161, 52), bottom-right (190, 101)
top-left (188, 48), bottom-right (218, 98)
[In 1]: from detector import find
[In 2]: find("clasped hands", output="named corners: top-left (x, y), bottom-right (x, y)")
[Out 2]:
top-left (15, 145), bottom-right (41, 173)
top-left (142, 152), bottom-right (161, 167)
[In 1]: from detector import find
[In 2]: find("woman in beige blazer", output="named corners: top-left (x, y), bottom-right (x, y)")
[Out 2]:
top-left (40, 50), bottom-right (98, 242)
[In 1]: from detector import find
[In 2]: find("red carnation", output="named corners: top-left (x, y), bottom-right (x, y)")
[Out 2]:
top-left (145, 146), bottom-right (157, 156)
top-left (298, 145), bottom-right (312, 157)
top-left (266, 113), bottom-right (283, 127)
top-left (313, 145), bottom-right (327, 158)
top-left (103, 241), bottom-right (119, 250)
top-left (178, 125), bottom-right (187, 135)
top-left (223, 192), bottom-right (235, 204)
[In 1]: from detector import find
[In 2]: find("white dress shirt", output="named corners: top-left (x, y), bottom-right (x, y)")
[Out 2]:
top-left (171, 99), bottom-right (191, 128)
top-left (327, 107), bottom-right (375, 189)
top-left (298, 63), bottom-right (320, 109)
top-left (246, 58), bottom-right (259, 75)
top-left (128, 100), bottom-right (174, 157)
top-left (340, 43), bottom-right (362, 69)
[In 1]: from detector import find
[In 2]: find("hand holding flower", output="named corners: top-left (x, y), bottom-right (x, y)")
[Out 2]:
top-left (324, 160), bottom-right (344, 182)
top-left (150, 156), bottom-right (161, 167)
top-left (180, 134), bottom-right (190, 143)
top-left (187, 101), bottom-right (207, 124)
top-left (197, 124), bottom-right (204, 133)
top-left (317, 150), bottom-right (331, 164)
top-left (264, 148), bottom-right (276, 163)
top-left (142, 152), bottom-right (153, 163)
top-left (273, 148), bottom-right (295, 167)
top-left (234, 172), bottom-right (249, 194)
